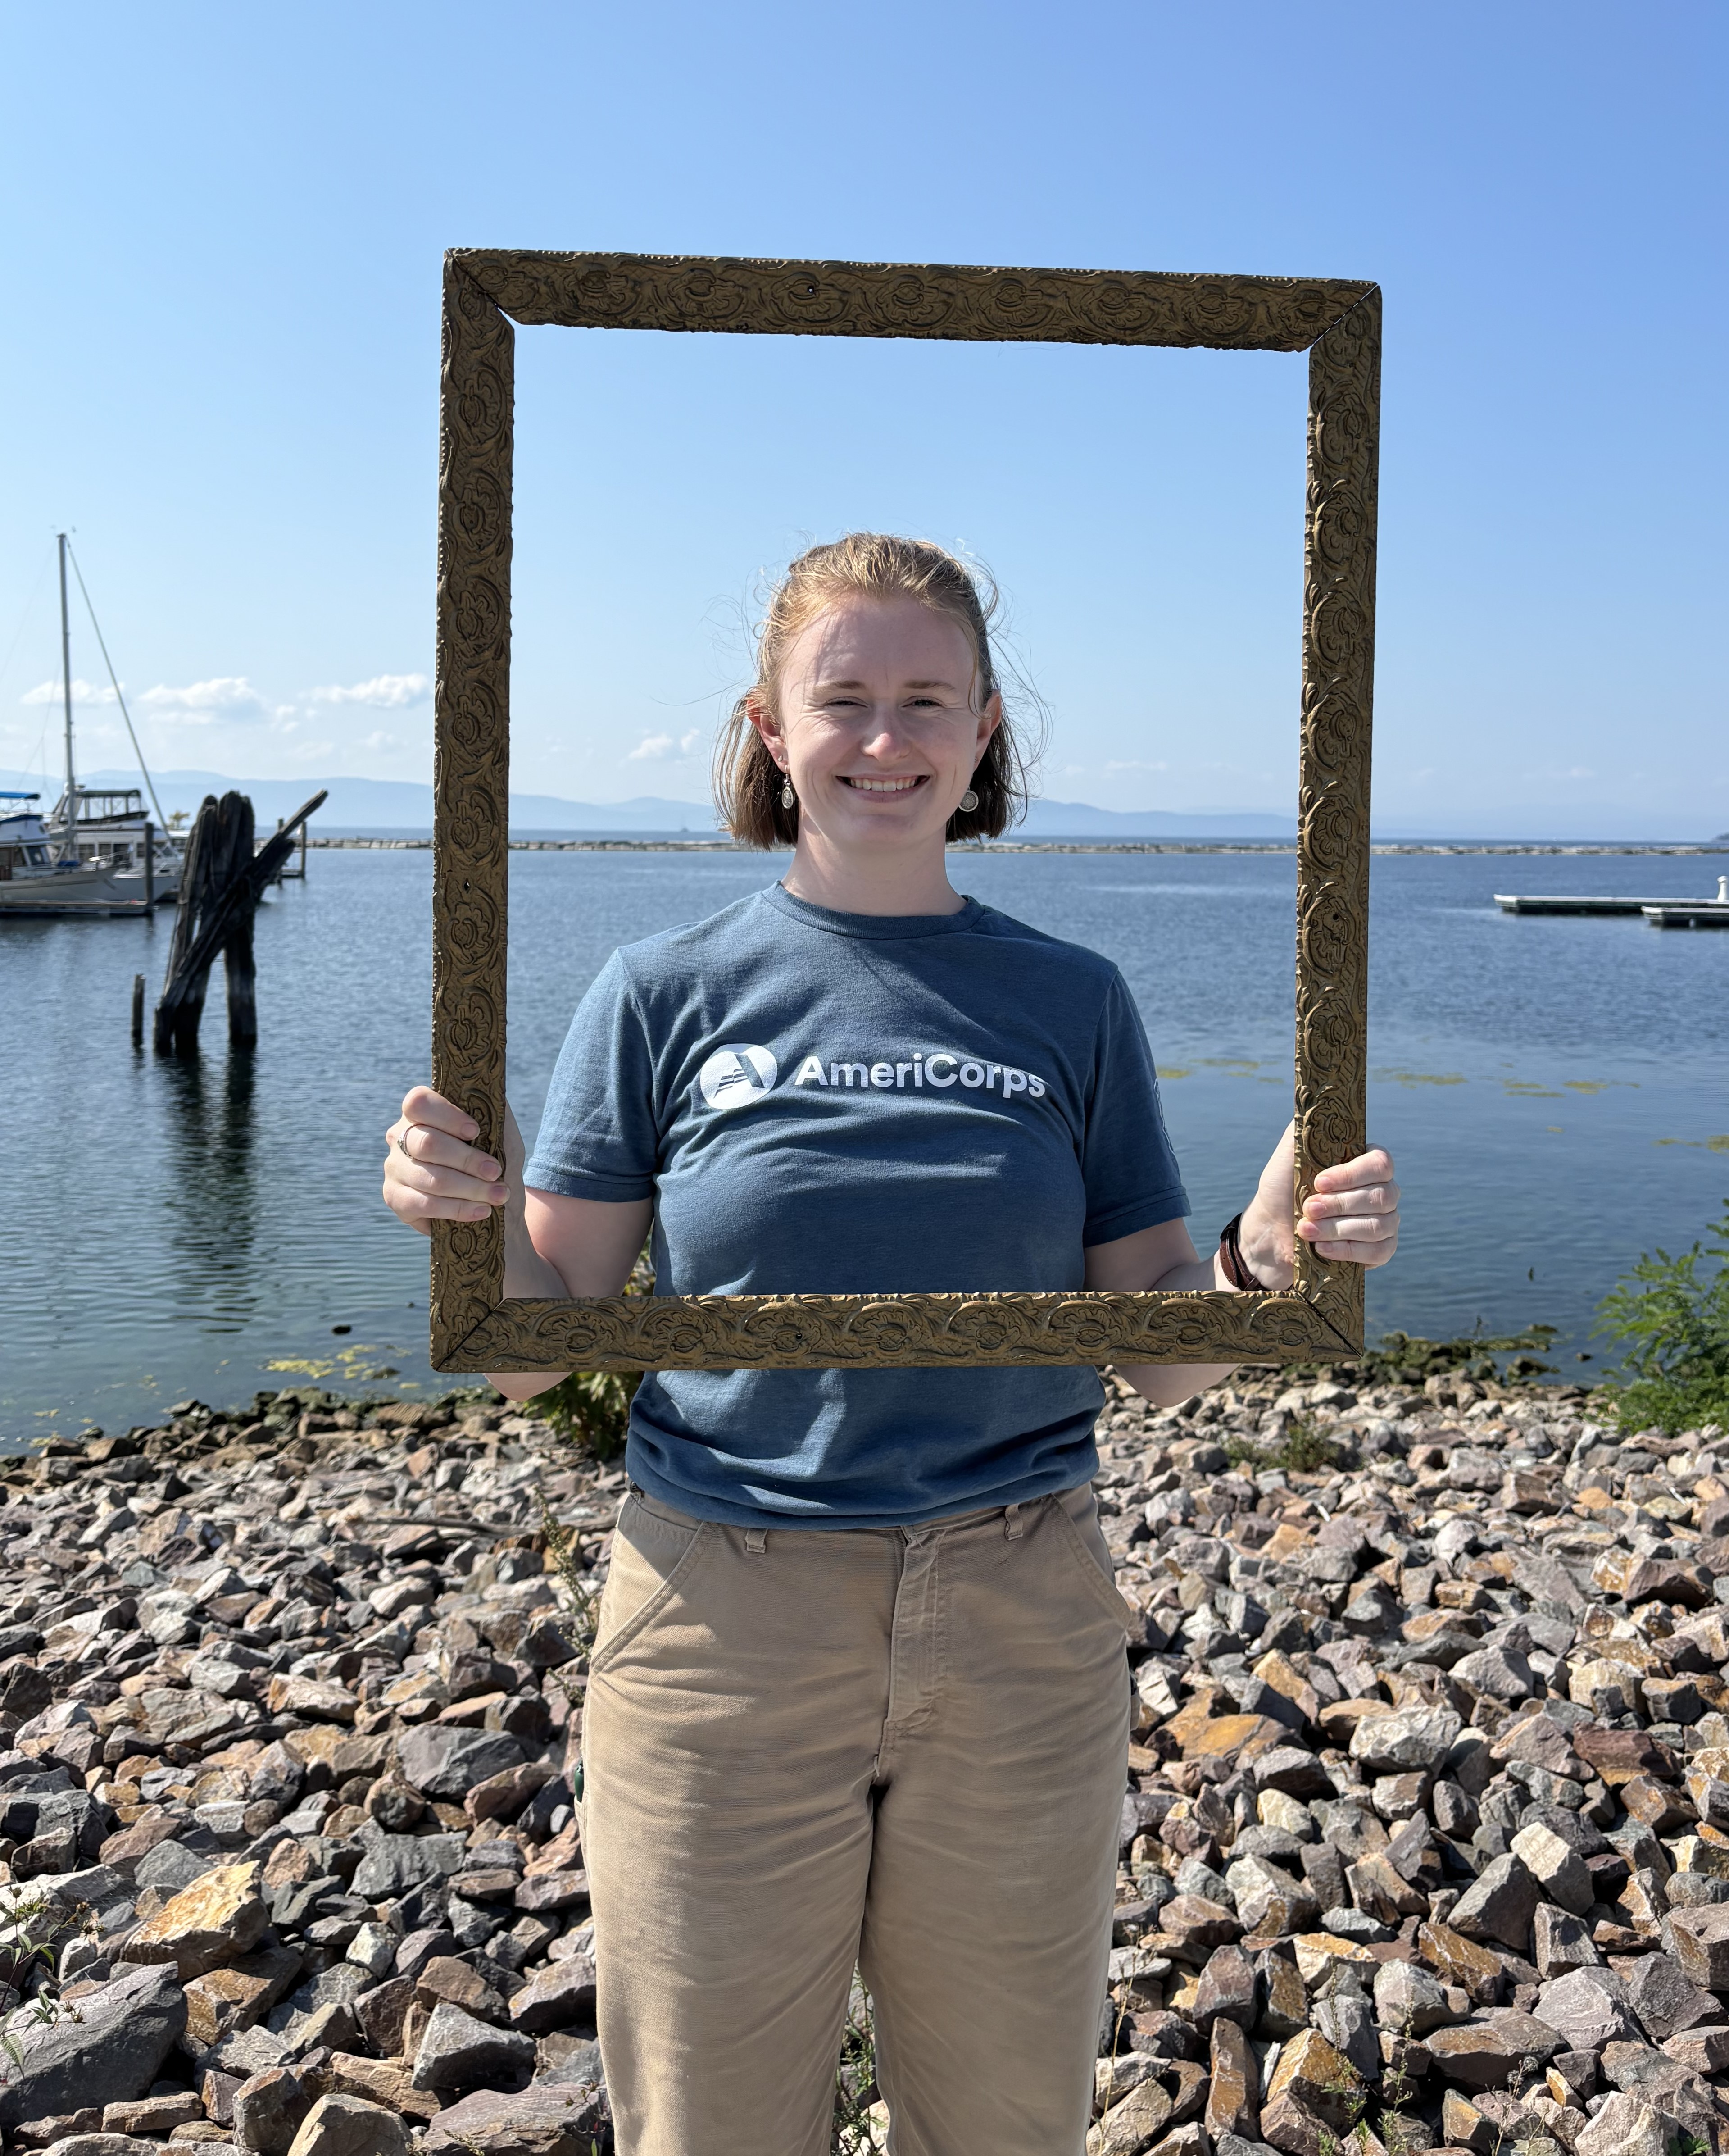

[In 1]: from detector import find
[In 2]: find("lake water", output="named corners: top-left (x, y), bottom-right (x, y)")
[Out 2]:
top-left (5, 845), bottom-right (1726, 1442)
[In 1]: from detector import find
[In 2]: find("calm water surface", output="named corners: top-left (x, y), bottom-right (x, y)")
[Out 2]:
top-left (5, 846), bottom-right (1726, 1441)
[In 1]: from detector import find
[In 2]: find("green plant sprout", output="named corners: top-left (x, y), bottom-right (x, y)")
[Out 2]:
top-left (1594, 1200), bottom-right (1729, 1436)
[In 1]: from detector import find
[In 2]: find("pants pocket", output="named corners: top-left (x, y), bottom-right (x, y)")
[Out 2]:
top-left (1049, 1486), bottom-right (1135, 1637)
top-left (589, 1492), bottom-right (713, 1675)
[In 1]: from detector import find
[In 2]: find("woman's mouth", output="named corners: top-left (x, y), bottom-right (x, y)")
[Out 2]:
top-left (838, 775), bottom-right (927, 795)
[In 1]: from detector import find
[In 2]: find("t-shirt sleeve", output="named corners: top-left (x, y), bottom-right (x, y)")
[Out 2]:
top-left (1080, 970), bottom-right (1190, 1245)
top-left (522, 951), bottom-right (661, 1201)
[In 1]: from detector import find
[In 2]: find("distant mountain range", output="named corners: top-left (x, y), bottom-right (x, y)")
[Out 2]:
top-left (8, 766), bottom-right (1717, 842)
top-left (0, 767), bottom-right (1297, 838)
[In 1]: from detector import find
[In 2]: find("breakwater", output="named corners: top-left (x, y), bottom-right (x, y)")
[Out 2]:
top-left (0, 1365), bottom-right (1726, 2151)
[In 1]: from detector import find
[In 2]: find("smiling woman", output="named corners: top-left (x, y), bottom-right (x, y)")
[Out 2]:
top-left (712, 532), bottom-right (1034, 880)
top-left (381, 526), bottom-right (1399, 2156)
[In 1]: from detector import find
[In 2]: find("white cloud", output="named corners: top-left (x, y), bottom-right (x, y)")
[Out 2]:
top-left (629, 728), bottom-right (703, 762)
top-left (139, 677), bottom-right (267, 723)
top-left (360, 730), bottom-right (401, 751)
top-left (1105, 759), bottom-right (1169, 773)
top-left (310, 673), bottom-right (431, 708)
top-left (21, 678), bottom-right (117, 706)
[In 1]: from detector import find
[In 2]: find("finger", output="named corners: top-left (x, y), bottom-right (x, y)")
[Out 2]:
top-left (1311, 1149), bottom-right (1394, 1193)
top-left (382, 1178), bottom-right (495, 1229)
top-left (1298, 1212), bottom-right (1398, 1243)
top-left (1308, 1233), bottom-right (1398, 1266)
top-left (389, 1157), bottom-right (508, 1208)
top-left (400, 1085), bottom-right (481, 1142)
top-left (1303, 1180), bottom-right (1400, 1221)
top-left (397, 1124), bottom-right (503, 1181)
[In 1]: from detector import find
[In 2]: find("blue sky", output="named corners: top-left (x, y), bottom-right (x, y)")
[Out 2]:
top-left (1, 2), bottom-right (1723, 837)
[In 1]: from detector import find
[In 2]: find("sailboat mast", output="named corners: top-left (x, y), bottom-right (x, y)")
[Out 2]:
top-left (57, 532), bottom-right (75, 802)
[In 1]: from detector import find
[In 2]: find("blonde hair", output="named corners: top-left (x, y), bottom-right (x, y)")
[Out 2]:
top-left (713, 533), bottom-right (1033, 847)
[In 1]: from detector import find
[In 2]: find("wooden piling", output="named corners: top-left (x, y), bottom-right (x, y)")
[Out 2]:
top-left (153, 787), bottom-right (325, 1055)
top-left (131, 973), bottom-right (145, 1044)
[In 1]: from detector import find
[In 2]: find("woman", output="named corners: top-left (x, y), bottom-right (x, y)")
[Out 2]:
top-left (383, 534), bottom-right (1400, 2156)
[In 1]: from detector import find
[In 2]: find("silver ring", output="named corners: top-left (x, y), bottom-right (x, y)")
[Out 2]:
top-left (397, 1126), bottom-right (414, 1159)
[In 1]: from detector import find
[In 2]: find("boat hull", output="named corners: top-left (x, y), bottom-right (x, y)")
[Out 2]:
top-left (0, 868), bottom-right (179, 917)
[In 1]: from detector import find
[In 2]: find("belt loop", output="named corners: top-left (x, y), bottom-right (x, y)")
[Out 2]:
top-left (1003, 1503), bottom-right (1024, 1542)
top-left (744, 1528), bottom-right (768, 1554)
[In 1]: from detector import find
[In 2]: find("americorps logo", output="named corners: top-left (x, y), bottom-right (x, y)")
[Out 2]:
top-left (697, 1044), bottom-right (779, 1111)
top-left (695, 1039), bottom-right (1051, 1112)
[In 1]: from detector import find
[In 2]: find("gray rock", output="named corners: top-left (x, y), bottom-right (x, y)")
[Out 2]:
top-left (1322, 1905), bottom-right (1391, 1943)
top-left (1349, 1704), bottom-right (1462, 1774)
top-left (1452, 1646), bottom-right (1537, 1702)
top-left (1451, 1852), bottom-right (1541, 1953)
top-left (506, 1954), bottom-right (599, 2035)
top-left (396, 1726), bottom-right (525, 1802)
top-left (22, 2137), bottom-right (161, 2156)
top-left (1373, 1957), bottom-right (1459, 2035)
top-left (1511, 1821), bottom-right (1595, 1916)
top-left (1534, 1904), bottom-right (1602, 1981)
top-left (285, 2092), bottom-right (414, 2156)
top-left (134, 1838), bottom-right (215, 1894)
top-left (349, 1828), bottom-right (467, 1901)
top-left (540, 2037), bottom-right (604, 2086)
top-left (1536, 1968), bottom-right (1643, 2051)
top-left (422, 2080), bottom-right (607, 2153)
top-left (1311, 1992), bottom-right (1380, 2082)
top-left (1624, 1954), bottom-right (1720, 2044)
top-left (411, 1999), bottom-right (537, 2091)
top-left (0, 1961), bottom-right (187, 2128)
top-left (233, 2063), bottom-right (320, 2154)
top-left (265, 1962), bottom-right (376, 2043)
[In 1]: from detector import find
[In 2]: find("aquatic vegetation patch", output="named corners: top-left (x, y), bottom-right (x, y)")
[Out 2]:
top-left (1594, 1199), bottom-right (1729, 1436)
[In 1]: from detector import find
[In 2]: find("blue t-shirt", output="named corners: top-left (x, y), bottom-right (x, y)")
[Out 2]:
top-left (523, 883), bottom-right (1189, 1528)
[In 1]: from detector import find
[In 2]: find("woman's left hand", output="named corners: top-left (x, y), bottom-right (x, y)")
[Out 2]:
top-left (1238, 1120), bottom-right (1400, 1287)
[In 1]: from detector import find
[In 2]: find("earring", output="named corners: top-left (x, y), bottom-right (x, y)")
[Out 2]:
top-left (958, 788), bottom-right (979, 814)
top-left (781, 778), bottom-right (796, 810)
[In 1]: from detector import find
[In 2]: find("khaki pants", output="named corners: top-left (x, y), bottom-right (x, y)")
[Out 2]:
top-left (580, 1483), bottom-right (1132, 2156)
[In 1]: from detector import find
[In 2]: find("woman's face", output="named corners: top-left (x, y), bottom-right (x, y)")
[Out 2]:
top-left (752, 596), bottom-right (1001, 854)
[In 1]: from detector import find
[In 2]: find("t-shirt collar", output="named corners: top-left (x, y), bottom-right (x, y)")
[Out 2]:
top-left (762, 882), bottom-right (983, 940)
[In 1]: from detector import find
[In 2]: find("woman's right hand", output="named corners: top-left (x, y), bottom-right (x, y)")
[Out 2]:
top-left (382, 1087), bottom-right (517, 1236)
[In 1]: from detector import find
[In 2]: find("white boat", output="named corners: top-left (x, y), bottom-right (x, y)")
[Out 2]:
top-left (0, 536), bottom-right (184, 919)
top-left (0, 785), bottom-right (182, 916)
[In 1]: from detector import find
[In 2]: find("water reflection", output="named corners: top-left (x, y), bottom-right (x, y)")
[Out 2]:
top-left (159, 1047), bottom-right (259, 1332)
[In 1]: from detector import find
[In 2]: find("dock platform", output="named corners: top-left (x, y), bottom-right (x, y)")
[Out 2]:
top-left (1494, 892), bottom-right (1729, 928)
top-left (1495, 894), bottom-right (1661, 914)
top-left (1643, 902), bottom-right (1729, 929)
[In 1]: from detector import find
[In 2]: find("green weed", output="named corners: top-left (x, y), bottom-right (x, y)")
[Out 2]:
top-left (531, 1370), bottom-right (641, 1461)
top-left (832, 1979), bottom-right (880, 2154)
top-left (1593, 1200), bottom-right (1729, 1436)
top-left (1224, 1418), bottom-right (1344, 1476)
top-left (0, 1891), bottom-right (89, 2080)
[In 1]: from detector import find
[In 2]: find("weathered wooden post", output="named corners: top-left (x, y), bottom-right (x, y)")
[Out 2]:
top-left (153, 788), bottom-right (325, 1055)
top-left (215, 794), bottom-right (258, 1049)
top-left (131, 973), bottom-right (145, 1044)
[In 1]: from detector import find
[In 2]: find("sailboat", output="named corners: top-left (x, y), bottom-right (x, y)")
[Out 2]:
top-left (0, 535), bottom-right (184, 917)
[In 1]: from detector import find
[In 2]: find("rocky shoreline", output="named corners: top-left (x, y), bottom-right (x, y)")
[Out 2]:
top-left (0, 1367), bottom-right (1724, 2156)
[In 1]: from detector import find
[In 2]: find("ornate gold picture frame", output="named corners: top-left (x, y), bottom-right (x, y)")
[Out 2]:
top-left (431, 250), bottom-right (1379, 1374)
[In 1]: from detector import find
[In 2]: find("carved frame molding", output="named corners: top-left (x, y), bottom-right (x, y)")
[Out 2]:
top-left (431, 251), bottom-right (1379, 1372)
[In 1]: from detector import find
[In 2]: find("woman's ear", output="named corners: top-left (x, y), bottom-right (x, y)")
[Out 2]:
top-left (974, 688), bottom-right (1003, 759)
top-left (745, 691), bottom-right (788, 770)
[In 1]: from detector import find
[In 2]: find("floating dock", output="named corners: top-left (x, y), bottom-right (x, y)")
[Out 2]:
top-left (1494, 894), bottom-right (1659, 915)
top-left (1495, 876), bottom-right (1729, 928)
top-left (1643, 902), bottom-right (1729, 929)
